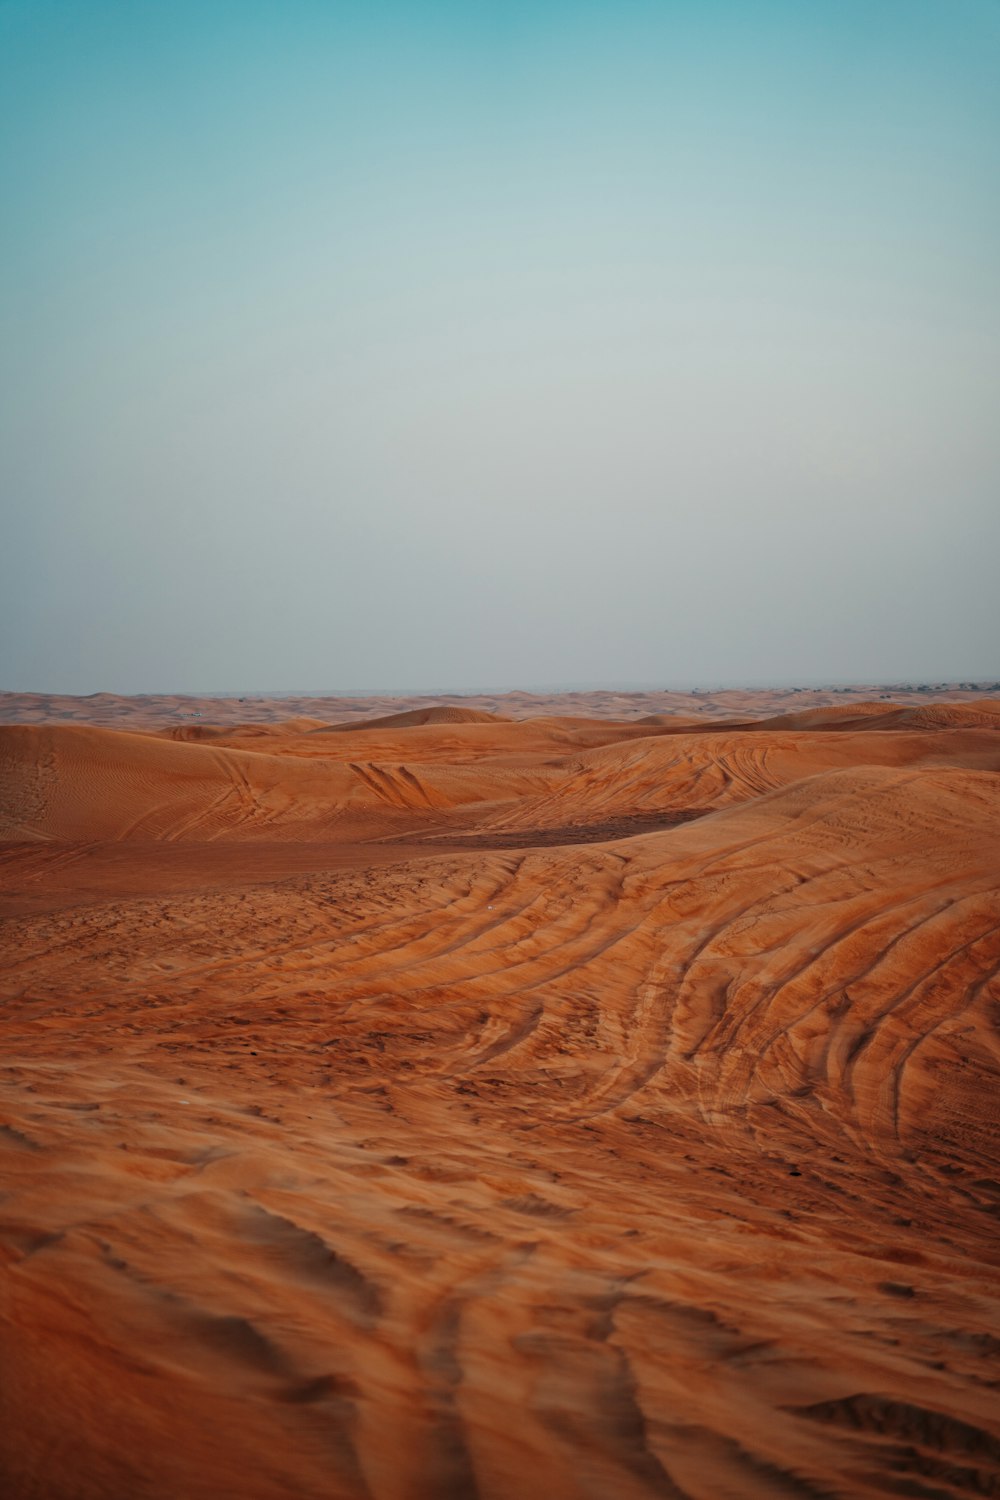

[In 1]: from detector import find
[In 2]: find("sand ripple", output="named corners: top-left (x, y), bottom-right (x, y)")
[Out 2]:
top-left (1, 700), bottom-right (998, 1498)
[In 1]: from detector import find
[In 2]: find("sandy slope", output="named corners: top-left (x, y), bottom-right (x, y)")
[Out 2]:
top-left (4, 705), bottom-right (999, 845)
top-left (1, 700), bottom-right (999, 1499)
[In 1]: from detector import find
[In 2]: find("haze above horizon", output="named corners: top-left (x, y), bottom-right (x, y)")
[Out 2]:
top-left (2, 0), bottom-right (998, 694)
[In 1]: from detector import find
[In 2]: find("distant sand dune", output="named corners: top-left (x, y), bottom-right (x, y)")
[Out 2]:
top-left (741, 699), bottom-right (1000, 732)
top-left (5, 715), bottom-right (999, 847)
top-left (312, 705), bottom-right (511, 731)
top-left (3, 682), bottom-right (999, 730)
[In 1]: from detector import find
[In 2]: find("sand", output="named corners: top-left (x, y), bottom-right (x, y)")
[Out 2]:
top-left (1, 692), bottom-right (999, 1498)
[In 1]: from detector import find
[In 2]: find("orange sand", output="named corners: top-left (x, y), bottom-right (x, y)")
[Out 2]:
top-left (1, 693), bottom-right (999, 1498)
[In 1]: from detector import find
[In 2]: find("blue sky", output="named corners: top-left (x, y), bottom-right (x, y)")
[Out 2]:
top-left (1, 0), bottom-right (998, 691)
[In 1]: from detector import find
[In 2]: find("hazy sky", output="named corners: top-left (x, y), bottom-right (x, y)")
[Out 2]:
top-left (1, 0), bottom-right (998, 693)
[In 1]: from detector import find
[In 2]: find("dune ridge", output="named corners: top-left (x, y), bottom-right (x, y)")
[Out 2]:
top-left (1, 698), bottom-right (998, 1498)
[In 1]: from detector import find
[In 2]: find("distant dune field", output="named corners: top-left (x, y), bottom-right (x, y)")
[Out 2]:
top-left (1, 694), bottom-right (999, 1499)
top-left (3, 680), bottom-right (999, 730)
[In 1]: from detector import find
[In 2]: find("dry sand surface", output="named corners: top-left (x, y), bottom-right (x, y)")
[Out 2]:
top-left (3, 681), bottom-right (1000, 731)
top-left (1, 693), bottom-right (1000, 1498)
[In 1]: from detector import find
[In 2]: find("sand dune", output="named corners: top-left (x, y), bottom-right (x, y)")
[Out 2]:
top-left (1, 697), bottom-right (998, 1498)
top-left (0, 724), bottom-right (549, 843)
top-left (314, 705), bottom-right (512, 731)
top-left (3, 682), bottom-right (999, 731)
top-left (7, 716), bottom-right (999, 849)
top-left (739, 700), bottom-right (1000, 733)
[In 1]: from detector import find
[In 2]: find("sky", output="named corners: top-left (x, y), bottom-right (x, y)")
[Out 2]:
top-left (1, 0), bottom-right (998, 694)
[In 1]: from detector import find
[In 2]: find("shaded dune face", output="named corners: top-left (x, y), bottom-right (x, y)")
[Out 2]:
top-left (1, 705), bottom-right (999, 1499)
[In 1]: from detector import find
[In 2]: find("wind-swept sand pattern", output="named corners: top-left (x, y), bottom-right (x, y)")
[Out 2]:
top-left (1, 698), bottom-right (999, 1498)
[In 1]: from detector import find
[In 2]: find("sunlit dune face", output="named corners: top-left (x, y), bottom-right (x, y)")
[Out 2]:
top-left (1, 694), bottom-right (999, 1499)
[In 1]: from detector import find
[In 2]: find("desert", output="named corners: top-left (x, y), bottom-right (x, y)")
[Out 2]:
top-left (5, 0), bottom-right (998, 1491)
top-left (1, 687), bottom-right (999, 1499)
